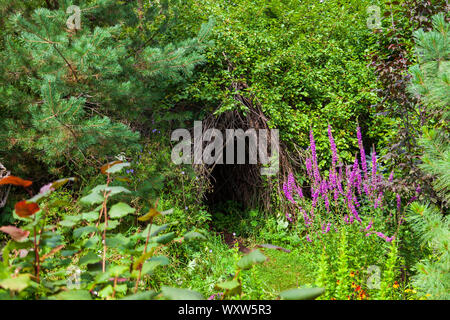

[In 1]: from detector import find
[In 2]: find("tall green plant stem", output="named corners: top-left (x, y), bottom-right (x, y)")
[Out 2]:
top-left (134, 216), bottom-right (154, 293)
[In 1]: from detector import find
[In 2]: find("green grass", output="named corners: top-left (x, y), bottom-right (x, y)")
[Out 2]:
top-left (253, 248), bottom-right (316, 296)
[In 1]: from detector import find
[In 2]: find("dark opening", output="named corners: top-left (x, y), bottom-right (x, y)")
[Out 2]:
top-left (204, 134), bottom-right (261, 213)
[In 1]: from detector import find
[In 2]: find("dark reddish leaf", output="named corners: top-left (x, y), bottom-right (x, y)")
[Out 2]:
top-left (15, 201), bottom-right (40, 217)
top-left (0, 176), bottom-right (32, 188)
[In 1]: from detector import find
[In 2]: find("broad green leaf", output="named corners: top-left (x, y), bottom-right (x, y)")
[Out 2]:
top-left (79, 192), bottom-right (104, 205)
top-left (161, 287), bottom-right (204, 300)
top-left (80, 185), bottom-right (131, 206)
top-left (98, 285), bottom-right (114, 299)
top-left (40, 233), bottom-right (63, 248)
top-left (109, 265), bottom-right (129, 277)
top-left (50, 290), bottom-right (92, 300)
top-left (78, 252), bottom-right (101, 266)
top-left (101, 161), bottom-right (123, 174)
top-left (98, 219), bottom-right (120, 231)
top-left (59, 220), bottom-right (76, 228)
top-left (215, 279), bottom-right (240, 291)
top-left (73, 226), bottom-right (97, 239)
top-left (122, 291), bottom-right (157, 300)
top-left (61, 249), bottom-right (78, 257)
top-left (59, 214), bottom-right (83, 228)
top-left (109, 202), bottom-right (135, 219)
top-left (215, 278), bottom-right (242, 297)
top-left (153, 232), bottom-right (176, 244)
top-left (237, 249), bottom-right (267, 270)
top-left (84, 235), bottom-right (100, 249)
top-left (141, 256), bottom-right (170, 275)
top-left (279, 287), bottom-right (325, 300)
top-left (82, 211), bottom-right (100, 221)
top-left (106, 234), bottom-right (129, 249)
top-left (106, 162), bottom-right (130, 174)
top-left (90, 185), bottom-right (131, 197)
top-left (133, 250), bottom-right (155, 270)
top-left (140, 223), bottom-right (169, 238)
top-left (183, 231), bottom-right (206, 241)
top-left (0, 274), bottom-right (31, 292)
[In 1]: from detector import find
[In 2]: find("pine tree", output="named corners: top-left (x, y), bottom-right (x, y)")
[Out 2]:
top-left (408, 12), bottom-right (449, 206)
top-left (406, 13), bottom-right (449, 299)
top-left (0, 0), bottom-right (214, 177)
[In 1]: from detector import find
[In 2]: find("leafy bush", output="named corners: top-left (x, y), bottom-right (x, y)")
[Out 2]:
top-left (176, 0), bottom-right (391, 167)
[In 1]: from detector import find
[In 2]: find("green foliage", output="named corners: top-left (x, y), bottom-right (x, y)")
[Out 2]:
top-left (403, 13), bottom-right (449, 300)
top-left (419, 127), bottom-right (450, 205)
top-left (408, 12), bottom-right (449, 206)
top-left (176, 0), bottom-right (389, 167)
top-left (0, 162), bottom-right (208, 299)
top-left (0, 0), bottom-right (214, 177)
top-left (407, 202), bottom-right (449, 299)
top-left (379, 241), bottom-right (399, 299)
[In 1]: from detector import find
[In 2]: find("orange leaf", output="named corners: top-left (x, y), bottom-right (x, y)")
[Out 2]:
top-left (0, 226), bottom-right (30, 242)
top-left (100, 161), bottom-right (123, 174)
top-left (0, 176), bottom-right (32, 188)
top-left (15, 201), bottom-right (40, 217)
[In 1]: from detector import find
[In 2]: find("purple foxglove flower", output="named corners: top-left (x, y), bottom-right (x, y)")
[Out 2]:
top-left (351, 206), bottom-right (361, 223)
top-left (287, 172), bottom-right (296, 194)
top-left (329, 167), bottom-right (337, 188)
top-left (322, 222), bottom-right (331, 234)
top-left (324, 194), bottom-right (330, 212)
top-left (328, 125), bottom-right (338, 168)
top-left (355, 168), bottom-right (362, 195)
top-left (396, 194), bottom-right (401, 211)
top-left (311, 188), bottom-right (319, 207)
top-left (310, 207), bottom-right (315, 219)
top-left (407, 196), bottom-right (417, 204)
top-left (333, 189), bottom-right (339, 202)
top-left (345, 166), bottom-right (352, 187)
top-left (364, 220), bottom-right (373, 231)
top-left (344, 214), bottom-right (350, 224)
top-left (388, 171), bottom-right (394, 182)
top-left (310, 130), bottom-right (321, 185)
top-left (296, 186), bottom-right (303, 199)
top-left (306, 235), bottom-right (312, 242)
top-left (371, 149), bottom-right (377, 182)
top-left (357, 127), bottom-right (368, 178)
top-left (416, 185), bottom-right (421, 194)
top-left (283, 182), bottom-right (295, 204)
top-left (377, 192), bottom-right (383, 208)
top-left (353, 195), bottom-right (360, 207)
top-left (376, 232), bottom-right (386, 239)
top-left (363, 183), bottom-right (370, 197)
top-left (305, 158), bottom-right (313, 177)
top-left (350, 156), bottom-right (359, 187)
